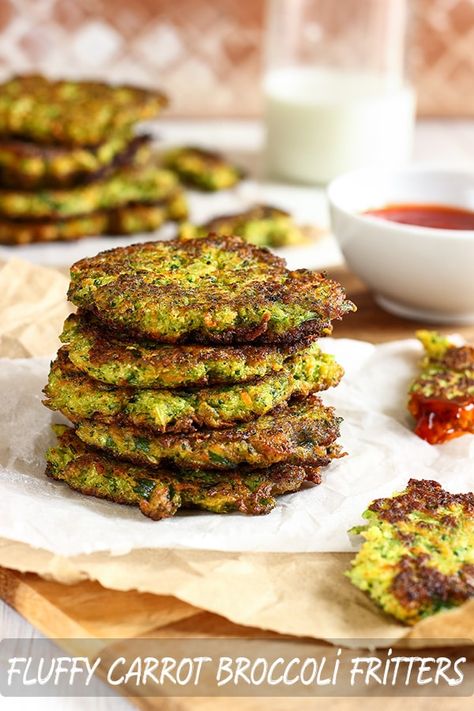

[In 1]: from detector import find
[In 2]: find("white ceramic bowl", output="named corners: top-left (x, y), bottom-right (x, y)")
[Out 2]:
top-left (327, 167), bottom-right (474, 324)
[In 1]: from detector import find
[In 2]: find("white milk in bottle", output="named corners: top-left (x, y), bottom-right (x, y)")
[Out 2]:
top-left (264, 66), bottom-right (415, 184)
top-left (263, 0), bottom-right (415, 184)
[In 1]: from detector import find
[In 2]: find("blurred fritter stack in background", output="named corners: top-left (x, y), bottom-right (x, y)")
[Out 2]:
top-left (44, 236), bottom-right (355, 520)
top-left (0, 75), bottom-right (318, 250)
top-left (0, 75), bottom-right (188, 245)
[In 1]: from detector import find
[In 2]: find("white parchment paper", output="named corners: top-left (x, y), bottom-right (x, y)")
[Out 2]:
top-left (0, 337), bottom-right (472, 557)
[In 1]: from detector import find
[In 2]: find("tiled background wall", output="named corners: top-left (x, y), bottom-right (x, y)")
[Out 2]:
top-left (0, 0), bottom-right (472, 117)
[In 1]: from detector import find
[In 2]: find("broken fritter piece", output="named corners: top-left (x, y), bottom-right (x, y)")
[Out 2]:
top-left (163, 146), bottom-right (242, 191)
top-left (178, 205), bottom-right (309, 248)
top-left (47, 425), bottom-right (321, 519)
top-left (408, 330), bottom-right (474, 444)
top-left (348, 479), bottom-right (474, 625)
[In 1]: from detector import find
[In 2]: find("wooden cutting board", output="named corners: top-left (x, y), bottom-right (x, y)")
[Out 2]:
top-left (1, 268), bottom-right (473, 711)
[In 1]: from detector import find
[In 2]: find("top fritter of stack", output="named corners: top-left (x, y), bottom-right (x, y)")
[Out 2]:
top-left (68, 234), bottom-right (355, 344)
top-left (0, 74), bottom-right (167, 147)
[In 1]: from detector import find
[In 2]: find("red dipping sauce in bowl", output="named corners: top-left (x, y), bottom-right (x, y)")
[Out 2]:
top-left (327, 167), bottom-right (474, 323)
top-left (363, 203), bottom-right (474, 230)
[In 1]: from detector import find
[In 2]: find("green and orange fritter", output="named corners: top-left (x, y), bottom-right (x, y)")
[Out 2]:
top-left (348, 479), bottom-right (474, 625)
top-left (163, 146), bottom-right (242, 191)
top-left (68, 235), bottom-right (355, 344)
top-left (0, 158), bottom-right (181, 220)
top-left (178, 204), bottom-right (309, 248)
top-left (0, 194), bottom-right (188, 245)
top-left (0, 133), bottom-right (151, 190)
top-left (44, 235), bottom-right (353, 520)
top-left (47, 425), bottom-right (322, 519)
top-left (60, 312), bottom-right (321, 389)
top-left (44, 342), bottom-right (343, 433)
top-left (71, 393), bottom-right (342, 472)
top-left (408, 330), bottom-right (474, 444)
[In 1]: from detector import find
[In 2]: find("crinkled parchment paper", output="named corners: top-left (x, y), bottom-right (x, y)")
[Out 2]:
top-left (0, 258), bottom-right (472, 645)
top-left (0, 258), bottom-right (70, 356)
top-left (1, 340), bottom-right (473, 557)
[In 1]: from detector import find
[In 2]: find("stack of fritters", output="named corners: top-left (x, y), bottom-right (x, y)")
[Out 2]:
top-left (44, 236), bottom-right (355, 520)
top-left (0, 75), bottom-right (188, 244)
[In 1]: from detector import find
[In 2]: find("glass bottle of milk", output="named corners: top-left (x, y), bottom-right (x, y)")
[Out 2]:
top-left (263, 0), bottom-right (416, 184)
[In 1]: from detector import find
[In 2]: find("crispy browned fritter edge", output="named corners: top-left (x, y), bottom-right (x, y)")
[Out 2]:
top-left (68, 235), bottom-right (355, 345)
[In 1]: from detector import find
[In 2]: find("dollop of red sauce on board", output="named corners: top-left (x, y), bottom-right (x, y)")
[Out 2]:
top-left (364, 203), bottom-right (474, 230)
top-left (408, 393), bottom-right (474, 444)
